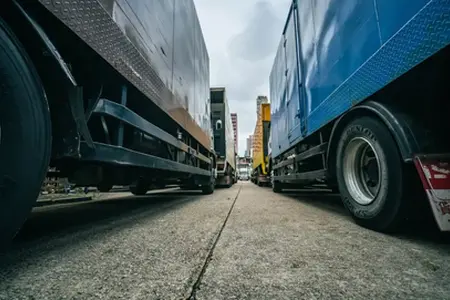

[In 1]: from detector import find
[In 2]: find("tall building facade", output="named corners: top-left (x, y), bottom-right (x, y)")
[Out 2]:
top-left (245, 135), bottom-right (253, 157)
top-left (231, 113), bottom-right (238, 153)
top-left (256, 96), bottom-right (269, 116)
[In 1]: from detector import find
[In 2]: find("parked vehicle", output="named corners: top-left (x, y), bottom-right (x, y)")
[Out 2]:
top-left (267, 130), bottom-right (273, 187)
top-left (252, 103), bottom-right (271, 186)
top-left (237, 157), bottom-right (252, 181)
top-left (270, 0), bottom-right (450, 232)
top-left (211, 87), bottom-right (237, 187)
top-left (0, 0), bottom-right (215, 242)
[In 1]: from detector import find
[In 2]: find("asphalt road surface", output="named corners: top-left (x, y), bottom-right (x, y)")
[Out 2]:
top-left (1, 182), bottom-right (450, 299)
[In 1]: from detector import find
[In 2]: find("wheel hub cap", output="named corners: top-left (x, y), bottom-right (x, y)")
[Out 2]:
top-left (343, 137), bottom-right (381, 205)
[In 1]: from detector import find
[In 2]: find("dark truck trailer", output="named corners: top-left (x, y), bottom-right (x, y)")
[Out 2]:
top-left (0, 0), bottom-right (215, 242)
top-left (211, 87), bottom-right (237, 187)
top-left (270, 0), bottom-right (450, 232)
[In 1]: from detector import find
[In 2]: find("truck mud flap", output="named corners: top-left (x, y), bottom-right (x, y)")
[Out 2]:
top-left (414, 154), bottom-right (450, 231)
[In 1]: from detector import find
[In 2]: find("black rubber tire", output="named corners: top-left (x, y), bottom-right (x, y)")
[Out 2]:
top-left (336, 116), bottom-right (409, 232)
top-left (330, 185), bottom-right (340, 194)
top-left (130, 181), bottom-right (149, 196)
top-left (154, 184), bottom-right (166, 190)
top-left (226, 179), bottom-right (232, 188)
top-left (97, 183), bottom-right (113, 193)
top-left (201, 179), bottom-right (215, 195)
top-left (0, 18), bottom-right (51, 243)
top-left (256, 169), bottom-right (263, 187)
top-left (272, 181), bottom-right (282, 193)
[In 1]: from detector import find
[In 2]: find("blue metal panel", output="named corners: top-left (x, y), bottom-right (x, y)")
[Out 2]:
top-left (270, 0), bottom-right (450, 159)
top-left (311, 0), bottom-right (381, 114)
top-left (296, 0), bottom-right (317, 137)
top-left (284, 8), bottom-right (303, 146)
top-left (375, 0), bottom-right (430, 43)
top-left (308, 0), bottom-right (450, 133)
top-left (270, 36), bottom-right (288, 158)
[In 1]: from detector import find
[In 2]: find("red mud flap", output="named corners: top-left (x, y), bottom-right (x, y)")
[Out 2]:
top-left (414, 155), bottom-right (450, 231)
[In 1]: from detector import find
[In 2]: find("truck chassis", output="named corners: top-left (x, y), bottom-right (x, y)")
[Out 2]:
top-left (0, 0), bottom-right (215, 243)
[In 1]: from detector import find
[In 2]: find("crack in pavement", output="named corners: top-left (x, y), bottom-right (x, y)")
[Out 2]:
top-left (187, 186), bottom-right (242, 300)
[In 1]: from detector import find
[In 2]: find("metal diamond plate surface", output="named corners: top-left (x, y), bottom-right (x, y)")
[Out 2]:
top-left (271, 0), bottom-right (450, 158)
top-left (37, 0), bottom-right (211, 150)
top-left (308, 0), bottom-right (450, 133)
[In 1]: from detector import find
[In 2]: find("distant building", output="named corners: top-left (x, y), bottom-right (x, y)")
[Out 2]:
top-left (231, 113), bottom-right (238, 153)
top-left (245, 135), bottom-right (253, 157)
top-left (256, 96), bottom-right (269, 116)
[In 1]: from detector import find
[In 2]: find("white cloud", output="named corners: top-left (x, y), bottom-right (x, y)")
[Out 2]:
top-left (194, 0), bottom-right (291, 155)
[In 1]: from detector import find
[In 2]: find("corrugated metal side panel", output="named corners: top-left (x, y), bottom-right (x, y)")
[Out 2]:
top-left (271, 0), bottom-right (450, 158)
top-left (284, 8), bottom-right (303, 146)
top-left (307, 0), bottom-right (450, 133)
top-left (269, 33), bottom-right (287, 159)
top-left (38, 0), bottom-right (211, 150)
top-left (306, 0), bottom-right (381, 128)
top-left (193, 10), bottom-right (212, 146)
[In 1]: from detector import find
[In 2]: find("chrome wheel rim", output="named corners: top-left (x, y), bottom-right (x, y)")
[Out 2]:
top-left (343, 137), bottom-right (381, 205)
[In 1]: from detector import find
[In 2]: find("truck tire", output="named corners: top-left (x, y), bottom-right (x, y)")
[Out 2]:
top-left (226, 178), bottom-right (232, 188)
top-left (130, 180), bottom-right (149, 196)
top-left (201, 177), bottom-right (215, 195)
top-left (257, 169), bottom-right (263, 187)
top-left (0, 18), bottom-right (51, 243)
top-left (272, 181), bottom-right (283, 193)
top-left (335, 116), bottom-right (409, 232)
top-left (97, 183), bottom-right (113, 193)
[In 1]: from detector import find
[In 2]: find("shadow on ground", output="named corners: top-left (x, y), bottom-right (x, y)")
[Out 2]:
top-left (3, 190), bottom-right (203, 255)
top-left (280, 188), bottom-right (450, 246)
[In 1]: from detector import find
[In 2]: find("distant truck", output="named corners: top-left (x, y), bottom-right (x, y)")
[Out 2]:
top-left (252, 103), bottom-right (271, 186)
top-left (0, 0), bottom-right (216, 242)
top-left (270, 0), bottom-right (450, 232)
top-left (237, 157), bottom-right (252, 181)
top-left (211, 87), bottom-right (237, 187)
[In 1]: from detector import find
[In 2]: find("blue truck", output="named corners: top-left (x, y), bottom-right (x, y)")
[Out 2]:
top-left (270, 0), bottom-right (450, 232)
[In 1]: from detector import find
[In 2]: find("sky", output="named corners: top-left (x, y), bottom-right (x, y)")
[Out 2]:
top-left (193, 0), bottom-right (291, 156)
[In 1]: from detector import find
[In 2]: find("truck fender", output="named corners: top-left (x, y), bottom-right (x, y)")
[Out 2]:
top-left (326, 100), bottom-right (428, 179)
top-left (13, 1), bottom-right (77, 87)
